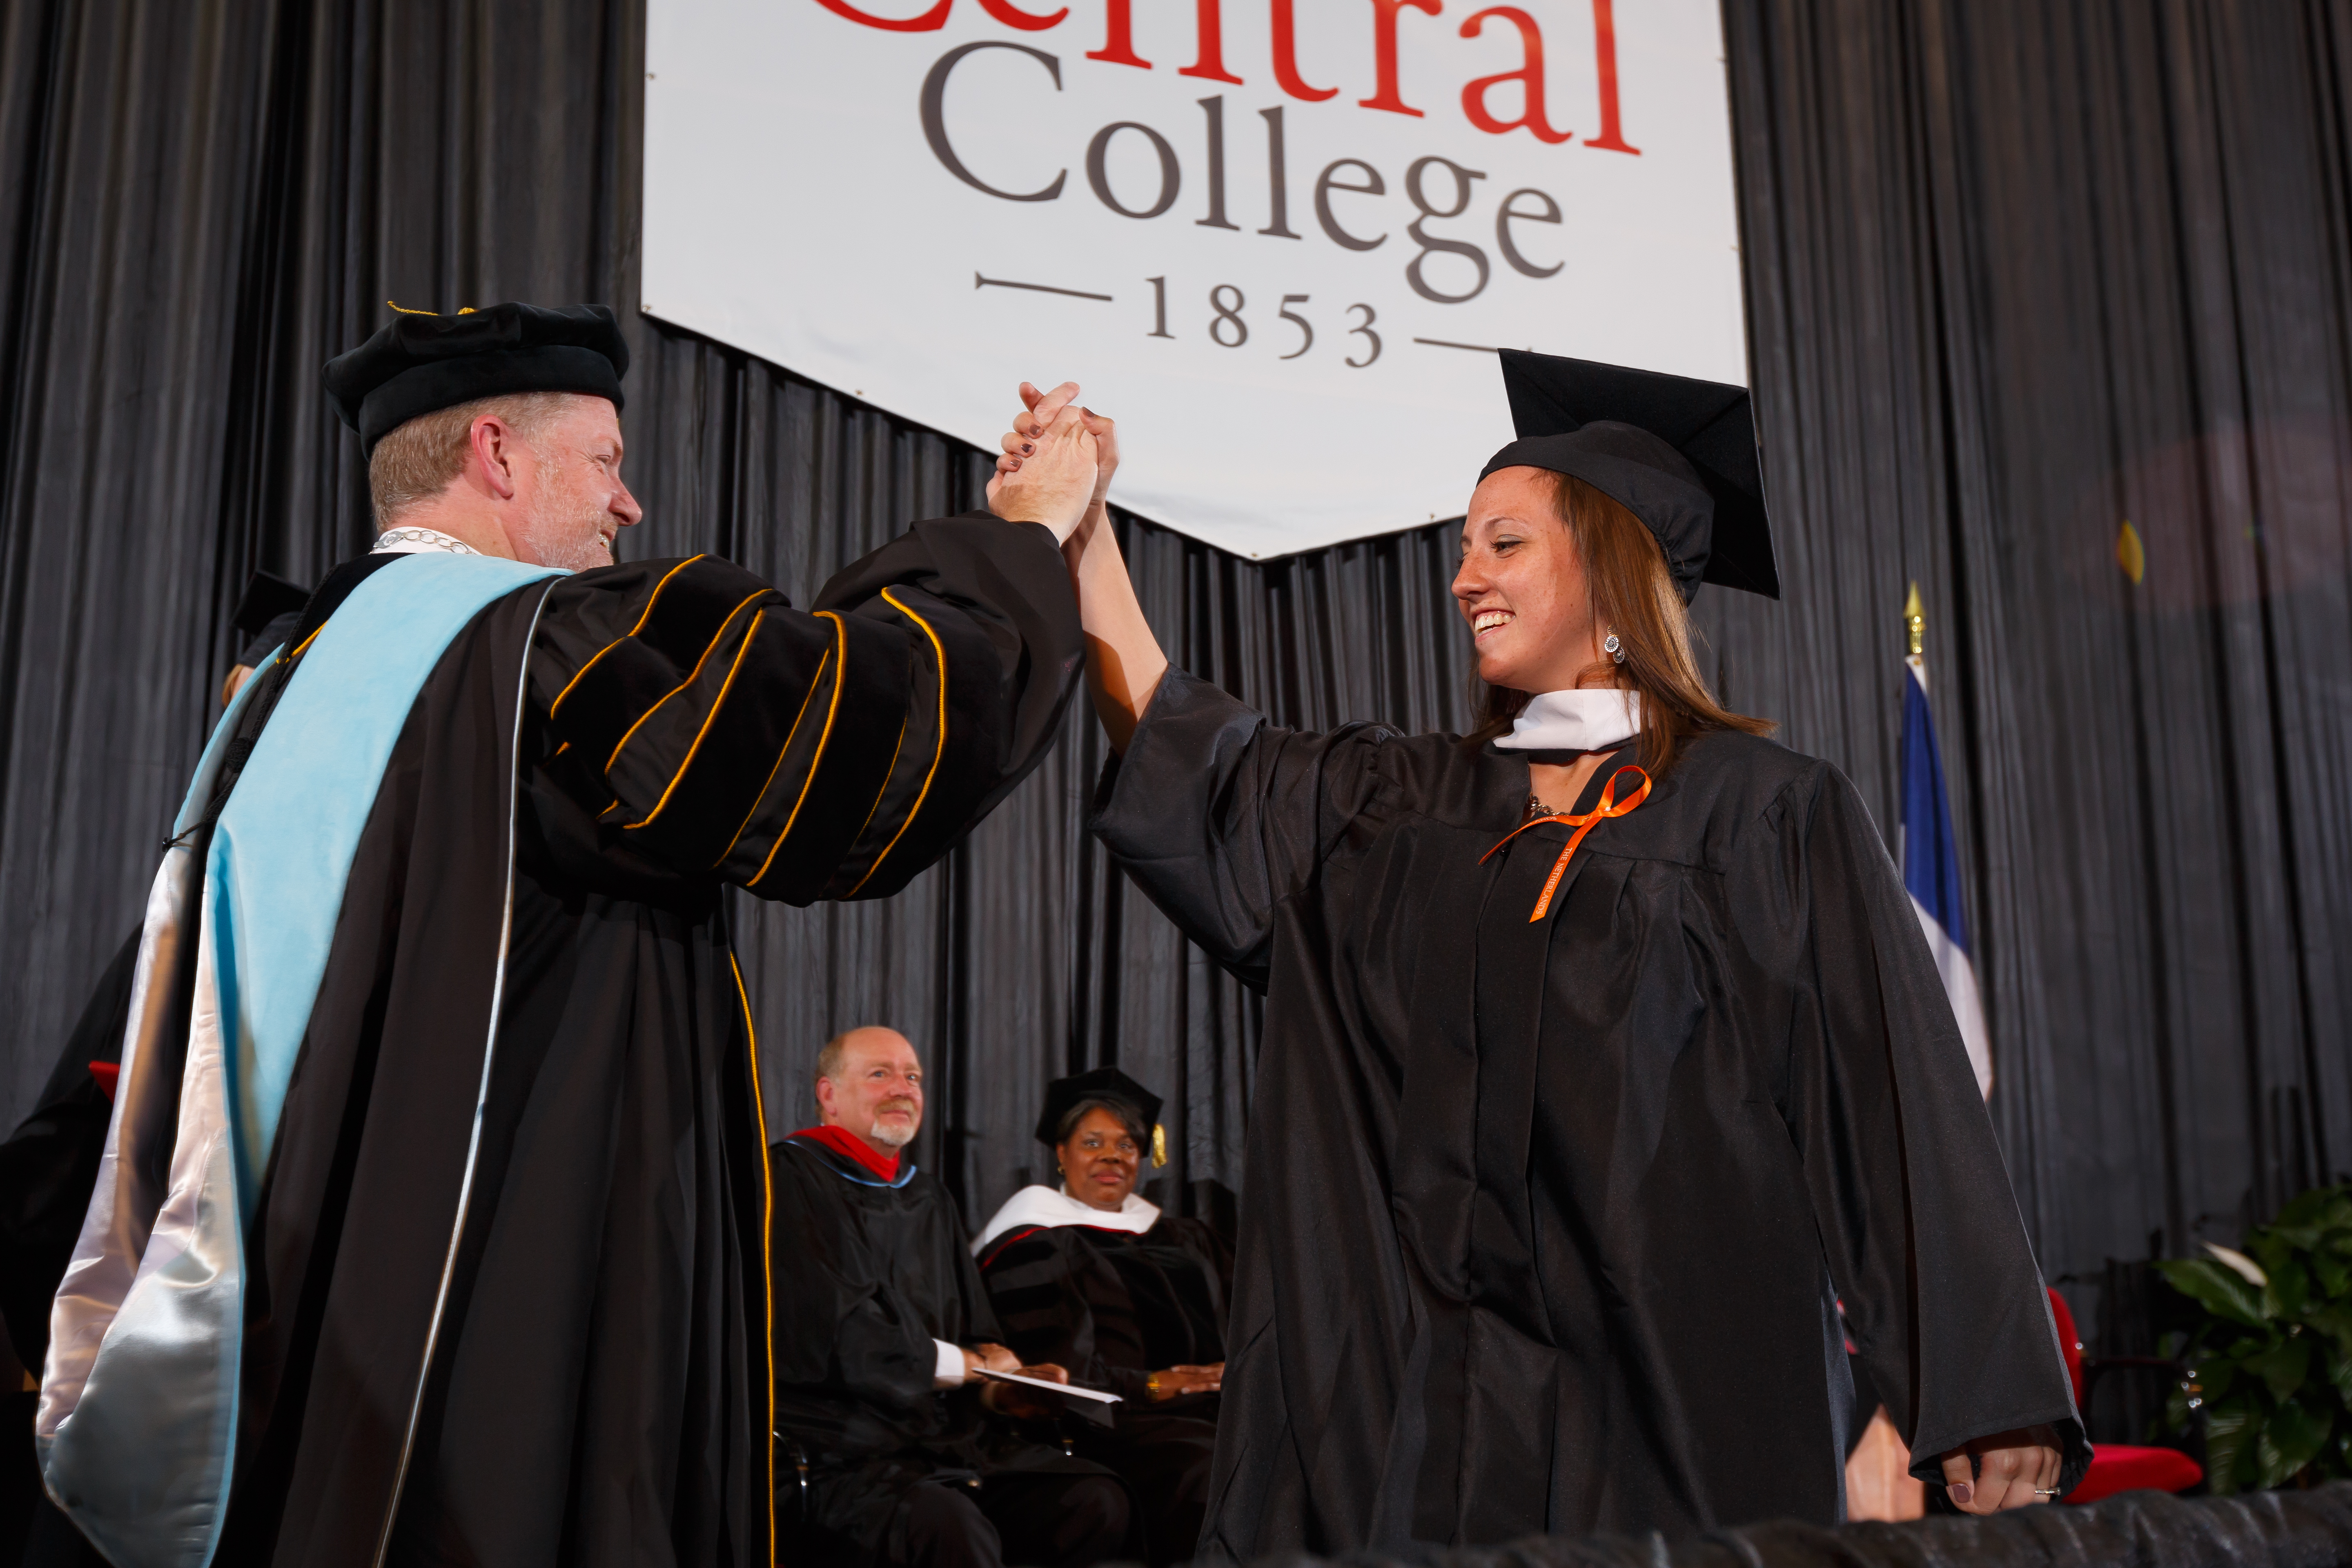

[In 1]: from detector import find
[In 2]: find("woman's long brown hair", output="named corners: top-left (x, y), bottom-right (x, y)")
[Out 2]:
top-left (1464, 471), bottom-right (1773, 774)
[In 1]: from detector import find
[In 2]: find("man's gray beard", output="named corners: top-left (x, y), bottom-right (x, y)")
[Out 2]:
top-left (866, 1119), bottom-right (916, 1149)
top-left (514, 480), bottom-right (613, 572)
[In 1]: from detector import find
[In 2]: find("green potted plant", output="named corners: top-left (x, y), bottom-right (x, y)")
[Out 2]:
top-left (2156, 1184), bottom-right (2352, 1492)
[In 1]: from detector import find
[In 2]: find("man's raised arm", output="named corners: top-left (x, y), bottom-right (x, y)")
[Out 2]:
top-left (528, 407), bottom-right (1100, 902)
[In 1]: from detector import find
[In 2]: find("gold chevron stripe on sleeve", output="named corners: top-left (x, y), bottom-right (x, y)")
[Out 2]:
top-left (842, 588), bottom-right (950, 897)
top-left (751, 612), bottom-right (851, 889)
top-left (713, 643), bottom-right (831, 870)
top-left (601, 590), bottom-right (767, 773)
top-left (549, 554), bottom-right (706, 717)
top-left (839, 717), bottom-right (911, 880)
top-left (622, 614), bottom-right (764, 831)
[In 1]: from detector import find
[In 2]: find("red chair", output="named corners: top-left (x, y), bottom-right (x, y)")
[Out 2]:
top-left (2045, 1287), bottom-right (2203, 1502)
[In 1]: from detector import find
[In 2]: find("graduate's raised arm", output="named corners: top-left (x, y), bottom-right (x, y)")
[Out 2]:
top-left (991, 381), bottom-right (1165, 754)
top-left (526, 409), bottom-right (1096, 903)
top-left (986, 384), bottom-right (1400, 986)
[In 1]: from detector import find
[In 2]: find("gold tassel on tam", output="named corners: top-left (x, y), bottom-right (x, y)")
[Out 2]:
top-left (2116, 520), bottom-right (2146, 584)
top-left (1151, 1124), bottom-right (1168, 1167)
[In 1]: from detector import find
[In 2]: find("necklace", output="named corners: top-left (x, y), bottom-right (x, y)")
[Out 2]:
top-left (1525, 742), bottom-right (1634, 820)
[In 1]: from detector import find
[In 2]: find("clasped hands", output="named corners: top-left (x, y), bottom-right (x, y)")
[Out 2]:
top-left (986, 381), bottom-right (1116, 556)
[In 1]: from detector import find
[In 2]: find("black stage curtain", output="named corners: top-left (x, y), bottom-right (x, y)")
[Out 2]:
top-left (3, 0), bottom-right (2348, 1398)
top-left (1719, 0), bottom-right (2352, 1374)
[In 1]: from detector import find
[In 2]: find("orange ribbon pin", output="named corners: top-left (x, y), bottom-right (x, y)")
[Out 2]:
top-left (1480, 764), bottom-right (1653, 922)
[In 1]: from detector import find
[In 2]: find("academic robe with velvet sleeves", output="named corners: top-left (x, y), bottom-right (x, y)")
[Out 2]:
top-left (977, 1215), bottom-right (1232, 1566)
top-left (1088, 668), bottom-right (2089, 1557)
top-left (766, 1136), bottom-right (1126, 1568)
top-left (44, 513), bottom-right (1079, 1568)
top-left (976, 1215), bottom-right (1232, 1405)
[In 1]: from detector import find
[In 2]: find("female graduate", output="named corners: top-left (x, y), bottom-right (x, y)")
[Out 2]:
top-left (970, 1067), bottom-right (1232, 1566)
top-left (988, 361), bottom-right (2087, 1557)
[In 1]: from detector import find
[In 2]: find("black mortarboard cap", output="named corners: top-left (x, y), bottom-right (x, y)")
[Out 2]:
top-left (1482, 351), bottom-right (1779, 601)
top-left (323, 302), bottom-right (629, 456)
top-left (232, 570), bottom-right (310, 636)
top-left (231, 570), bottom-right (310, 666)
top-left (1035, 1067), bottom-right (1167, 1167)
top-left (236, 612), bottom-right (302, 669)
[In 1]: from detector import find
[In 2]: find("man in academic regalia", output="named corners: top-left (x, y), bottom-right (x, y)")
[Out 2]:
top-left (36, 303), bottom-right (1099, 1568)
top-left (771, 1026), bottom-right (1132, 1568)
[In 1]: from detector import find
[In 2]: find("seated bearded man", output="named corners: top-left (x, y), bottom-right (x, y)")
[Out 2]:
top-left (772, 1027), bottom-right (1134, 1568)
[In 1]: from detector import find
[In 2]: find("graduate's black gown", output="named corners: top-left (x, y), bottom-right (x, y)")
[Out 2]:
top-left (200, 514), bottom-right (1080, 1568)
top-left (1089, 669), bottom-right (2090, 1556)
top-left (978, 1215), bottom-right (1233, 1565)
top-left (769, 1139), bottom-right (1125, 1568)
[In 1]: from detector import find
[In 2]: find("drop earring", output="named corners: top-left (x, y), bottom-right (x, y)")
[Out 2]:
top-left (1604, 632), bottom-right (1625, 665)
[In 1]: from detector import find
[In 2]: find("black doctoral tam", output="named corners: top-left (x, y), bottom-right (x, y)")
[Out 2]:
top-left (323, 301), bottom-right (629, 454)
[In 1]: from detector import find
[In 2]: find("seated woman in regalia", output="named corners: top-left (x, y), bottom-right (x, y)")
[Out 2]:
top-left (971, 1068), bottom-right (1230, 1566)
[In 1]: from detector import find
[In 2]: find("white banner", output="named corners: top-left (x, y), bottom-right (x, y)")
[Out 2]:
top-left (644, 0), bottom-right (1744, 558)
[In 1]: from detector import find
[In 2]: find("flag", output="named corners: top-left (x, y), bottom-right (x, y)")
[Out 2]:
top-left (1900, 584), bottom-right (1993, 1099)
